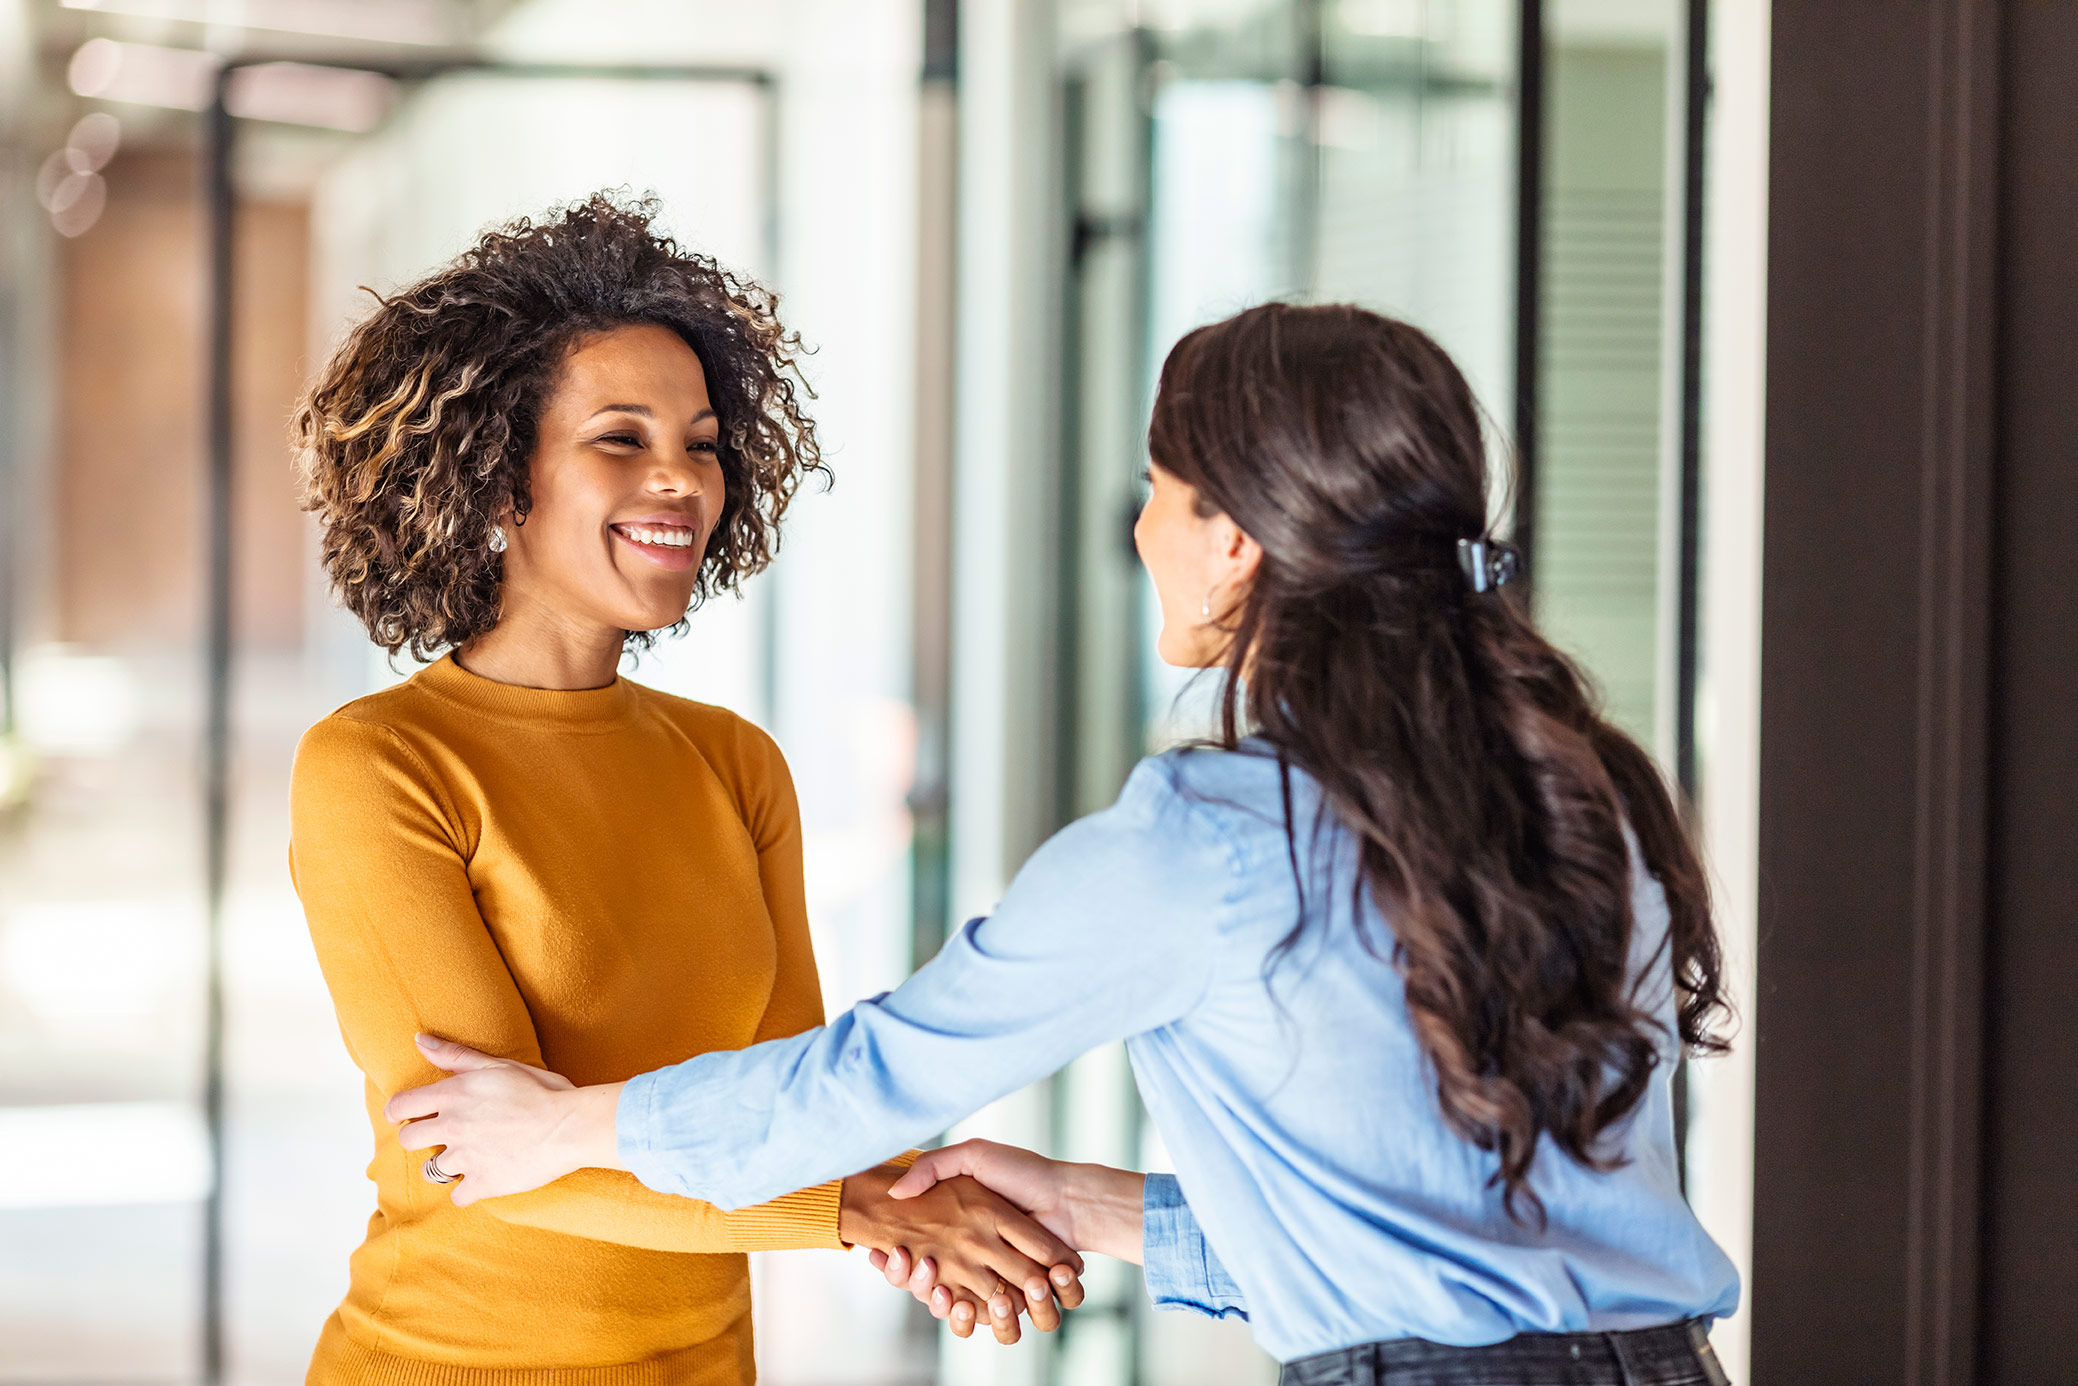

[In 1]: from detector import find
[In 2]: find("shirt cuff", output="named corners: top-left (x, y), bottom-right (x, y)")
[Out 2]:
top-left (617, 1067), bottom-right (685, 1196)
top-left (1141, 1173), bottom-right (1248, 1320)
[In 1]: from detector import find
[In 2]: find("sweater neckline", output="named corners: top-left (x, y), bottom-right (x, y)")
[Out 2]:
top-left (413, 653), bottom-right (639, 731)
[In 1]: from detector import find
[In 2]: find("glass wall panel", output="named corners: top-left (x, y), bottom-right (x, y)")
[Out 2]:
top-left (1534, 1), bottom-right (1681, 748)
top-left (1317, 0), bottom-right (1518, 434)
top-left (1137, 0), bottom-right (1521, 750)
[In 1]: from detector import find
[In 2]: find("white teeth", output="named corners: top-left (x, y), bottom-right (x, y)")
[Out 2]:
top-left (620, 525), bottom-right (691, 548)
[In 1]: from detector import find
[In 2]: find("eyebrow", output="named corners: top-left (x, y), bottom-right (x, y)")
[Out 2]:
top-left (586, 404), bottom-right (718, 425)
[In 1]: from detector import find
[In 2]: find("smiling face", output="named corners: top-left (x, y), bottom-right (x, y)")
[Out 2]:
top-left (498, 323), bottom-right (725, 640)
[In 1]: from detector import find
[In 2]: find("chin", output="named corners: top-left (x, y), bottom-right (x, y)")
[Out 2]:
top-left (629, 611), bottom-right (692, 636)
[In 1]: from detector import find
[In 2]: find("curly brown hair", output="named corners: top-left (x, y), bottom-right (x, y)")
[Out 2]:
top-left (293, 192), bottom-right (825, 660)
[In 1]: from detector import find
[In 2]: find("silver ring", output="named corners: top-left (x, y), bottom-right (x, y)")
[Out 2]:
top-left (422, 1153), bottom-right (458, 1186)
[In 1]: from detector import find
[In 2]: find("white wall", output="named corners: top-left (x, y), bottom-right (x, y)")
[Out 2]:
top-left (1685, 2), bottom-right (1769, 1381)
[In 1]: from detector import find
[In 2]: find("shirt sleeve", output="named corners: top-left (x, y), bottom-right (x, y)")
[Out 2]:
top-left (618, 758), bottom-right (1234, 1209)
top-left (1141, 1174), bottom-right (1249, 1319)
top-left (289, 713), bottom-right (844, 1253)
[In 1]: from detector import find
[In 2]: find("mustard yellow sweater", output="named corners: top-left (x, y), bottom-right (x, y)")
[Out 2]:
top-left (289, 655), bottom-right (854, 1386)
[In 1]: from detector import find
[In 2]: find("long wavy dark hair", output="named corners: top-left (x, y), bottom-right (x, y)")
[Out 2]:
top-left (1150, 302), bottom-right (1730, 1221)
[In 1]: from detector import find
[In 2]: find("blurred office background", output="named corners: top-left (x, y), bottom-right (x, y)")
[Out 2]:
top-left (1, 3), bottom-right (2072, 1386)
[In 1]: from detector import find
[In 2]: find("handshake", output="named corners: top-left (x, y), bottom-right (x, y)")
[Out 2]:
top-left (837, 1140), bottom-right (1144, 1347)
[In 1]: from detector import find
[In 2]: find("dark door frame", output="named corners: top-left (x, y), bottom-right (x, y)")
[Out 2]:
top-left (1754, 2), bottom-right (2078, 1380)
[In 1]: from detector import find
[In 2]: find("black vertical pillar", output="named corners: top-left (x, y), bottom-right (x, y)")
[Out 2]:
top-left (1511, 0), bottom-right (1543, 571)
top-left (200, 74), bottom-right (237, 1386)
top-left (1672, 0), bottom-right (1706, 803)
top-left (910, 0), bottom-right (959, 966)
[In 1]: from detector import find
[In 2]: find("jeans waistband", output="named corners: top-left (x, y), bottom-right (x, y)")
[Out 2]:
top-left (1279, 1320), bottom-right (1731, 1386)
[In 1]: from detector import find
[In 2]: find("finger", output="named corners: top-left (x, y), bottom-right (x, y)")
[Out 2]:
top-left (1050, 1262), bottom-right (1087, 1311)
top-left (979, 1246), bottom-right (1049, 1323)
top-left (880, 1246), bottom-right (910, 1288)
top-left (396, 1117), bottom-right (449, 1153)
top-left (995, 1206), bottom-right (1084, 1277)
top-left (948, 1299), bottom-right (977, 1338)
top-left (989, 1292), bottom-right (1021, 1346)
top-left (1023, 1274), bottom-right (1061, 1333)
top-left (383, 1077), bottom-right (461, 1125)
top-left (929, 1284), bottom-right (953, 1319)
top-left (906, 1254), bottom-right (939, 1298)
top-left (867, 1248), bottom-right (888, 1272)
top-left (415, 1034), bottom-right (509, 1074)
top-left (887, 1148), bottom-right (959, 1200)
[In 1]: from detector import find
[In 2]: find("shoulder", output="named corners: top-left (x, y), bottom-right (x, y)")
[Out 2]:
top-left (1122, 742), bottom-right (1322, 872)
top-left (1049, 745), bottom-right (1302, 891)
top-left (293, 687), bottom-right (436, 782)
top-left (625, 683), bottom-right (795, 798)
top-left (292, 701), bottom-right (449, 828)
top-left (291, 679), bottom-right (474, 828)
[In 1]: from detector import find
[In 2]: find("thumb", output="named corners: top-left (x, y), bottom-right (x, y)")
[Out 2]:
top-left (888, 1148), bottom-right (966, 1200)
top-left (415, 1034), bottom-right (505, 1073)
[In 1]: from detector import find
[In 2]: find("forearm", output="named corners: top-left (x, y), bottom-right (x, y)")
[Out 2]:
top-left (620, 1004), bottom-right (1031, 1208)
top-left (550, 1079), bottom-right (627, 1172)
top-left (1052, 1162), bottom-right (1148, 1265)
top-left (487, 1169), bottom-right (844, 1252)
top-left (489, 1083), bottom-right (916, 1252)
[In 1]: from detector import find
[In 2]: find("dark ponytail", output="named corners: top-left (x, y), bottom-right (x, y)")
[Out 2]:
top-left (1149, 302), bottom-right (1729, 1221)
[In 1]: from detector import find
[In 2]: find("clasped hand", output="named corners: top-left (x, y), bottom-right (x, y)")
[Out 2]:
top-left (386, 1035), bottom-right (1100, 1345)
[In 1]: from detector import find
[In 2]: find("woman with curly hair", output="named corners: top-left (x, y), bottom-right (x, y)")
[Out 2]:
top-left (400, 302), bottom-right (1741, 1386)
top-left (286, 194), bottom-right (1081, 1386)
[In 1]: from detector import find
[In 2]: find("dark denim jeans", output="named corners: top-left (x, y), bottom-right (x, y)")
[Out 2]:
top-left (1279, 1320), bottom-right (1731, 1386)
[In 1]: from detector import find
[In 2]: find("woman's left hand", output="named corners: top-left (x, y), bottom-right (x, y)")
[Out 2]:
top-left (384, 1034), bottom-right (626, 1205)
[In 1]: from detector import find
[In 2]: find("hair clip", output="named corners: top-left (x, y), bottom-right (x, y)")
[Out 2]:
top-left (1457, 538), bottom-right (1522, 594)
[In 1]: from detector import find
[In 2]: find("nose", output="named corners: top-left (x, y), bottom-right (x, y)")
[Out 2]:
top-left (645, 447), bottom-right (705, 498)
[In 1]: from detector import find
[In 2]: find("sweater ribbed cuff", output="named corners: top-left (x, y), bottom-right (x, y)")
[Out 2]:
top-left (722, 1178), bottom-right (845, 1252)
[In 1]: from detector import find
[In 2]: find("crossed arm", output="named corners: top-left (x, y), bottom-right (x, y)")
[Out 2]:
top-left (392, 1045), bottom-right (1246, 1330)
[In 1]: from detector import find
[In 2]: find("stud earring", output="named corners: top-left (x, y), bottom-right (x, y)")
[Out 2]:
top-left (1201, 587), bottom-right (1215, 620)
top-left (489, 527), bottom-right (508, 554)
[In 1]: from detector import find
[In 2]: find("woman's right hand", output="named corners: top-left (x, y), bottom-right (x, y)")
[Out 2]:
top-left (868, 1139), bottom-right (1146, 1321)
top-left (839, 1164), bottom-right (1084, 1344)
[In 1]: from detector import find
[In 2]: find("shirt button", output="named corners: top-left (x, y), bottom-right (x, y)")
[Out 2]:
top-left (1570, 1344), bottom-right (1582, 1359)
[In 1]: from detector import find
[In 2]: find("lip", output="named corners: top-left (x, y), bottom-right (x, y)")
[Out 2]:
top-left (608, 515), bottom-right (702, 572)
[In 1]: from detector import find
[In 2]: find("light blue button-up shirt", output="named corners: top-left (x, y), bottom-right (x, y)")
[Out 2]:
top-left (619, 744), bottom-right (1740, 1363)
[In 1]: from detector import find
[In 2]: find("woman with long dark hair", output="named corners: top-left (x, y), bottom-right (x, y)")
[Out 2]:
top-left (394, 302), bottom-right (1741, 1384)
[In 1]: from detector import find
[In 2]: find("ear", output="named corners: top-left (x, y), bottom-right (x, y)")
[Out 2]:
top-left (1217, 516), bottom-right (1263, 589)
